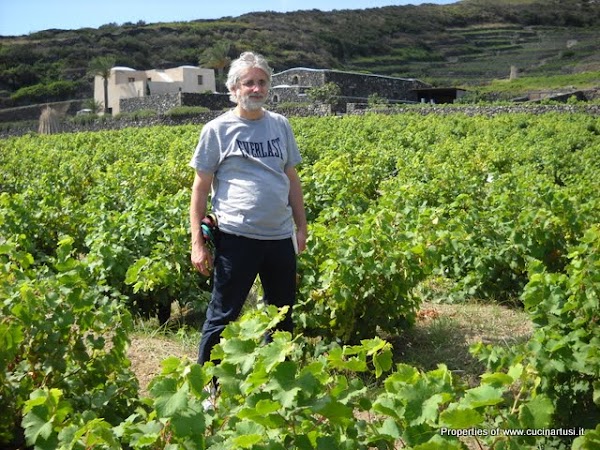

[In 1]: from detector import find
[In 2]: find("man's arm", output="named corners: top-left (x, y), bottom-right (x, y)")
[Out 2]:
top-left (190, 170), bottom-right (214, 275)
top-left (285, 166), bottom-right (307, 254)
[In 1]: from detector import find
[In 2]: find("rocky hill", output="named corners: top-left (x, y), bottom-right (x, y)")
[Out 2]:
top-left (1, 0), bottom-right (599, 108)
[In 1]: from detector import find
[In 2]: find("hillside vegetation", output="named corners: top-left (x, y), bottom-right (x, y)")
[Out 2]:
top-left (1, 0), bottom-right (600, 107)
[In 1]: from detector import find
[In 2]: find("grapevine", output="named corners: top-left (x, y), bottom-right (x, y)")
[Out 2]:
top-left (1, 112), bottom-right (599, 448)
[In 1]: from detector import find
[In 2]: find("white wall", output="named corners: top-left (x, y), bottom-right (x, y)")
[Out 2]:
top-left (95, 66), bottom-right (216, 115)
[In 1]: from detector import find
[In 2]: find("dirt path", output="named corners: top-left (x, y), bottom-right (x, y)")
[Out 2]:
top-left (128, 335), bottom-right (196, 395)
top-left (128, 301), bottom-right (533, 394)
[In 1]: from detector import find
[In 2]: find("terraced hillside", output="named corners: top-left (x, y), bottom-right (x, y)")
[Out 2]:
top-left (1, 0), bottom-right (599, 108)
top-left (346, 23), bottom-right (600, 85)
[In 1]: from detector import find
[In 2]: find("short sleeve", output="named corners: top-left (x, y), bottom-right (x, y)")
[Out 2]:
top-left (189, 124), bottom-right (221, 173)
top-left (283, 119), bottom-right (302, 169)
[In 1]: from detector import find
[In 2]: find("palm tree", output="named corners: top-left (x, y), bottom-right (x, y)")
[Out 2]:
top-left (88, 56), bottom-right (116, 115)
top-left (199, 41), bottom-right (231, 92)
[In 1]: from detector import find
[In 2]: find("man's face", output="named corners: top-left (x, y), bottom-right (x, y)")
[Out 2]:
top-left (235, 67), bottom-right (269, 111)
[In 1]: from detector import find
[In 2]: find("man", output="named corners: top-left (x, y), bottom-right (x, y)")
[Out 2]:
top-left (189, 51), bottom-right (307, 366)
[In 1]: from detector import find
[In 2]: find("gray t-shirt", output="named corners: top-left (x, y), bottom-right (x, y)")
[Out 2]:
top-left (189, 109), bottom-right (302, 240)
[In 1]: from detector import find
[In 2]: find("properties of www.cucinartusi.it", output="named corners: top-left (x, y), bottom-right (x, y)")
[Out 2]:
top-left (440, 427), bottom-right (586, 438)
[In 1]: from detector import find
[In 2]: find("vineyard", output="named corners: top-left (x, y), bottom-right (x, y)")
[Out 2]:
top-left (1, 112), bottom-right (599, 449)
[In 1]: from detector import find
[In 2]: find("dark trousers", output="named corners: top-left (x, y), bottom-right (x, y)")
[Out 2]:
top-left (197, 232), bottom-right (297, 365)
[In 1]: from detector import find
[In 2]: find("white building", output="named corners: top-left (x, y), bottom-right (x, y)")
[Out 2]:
top-left (94, 65), bottom-right (216, 115)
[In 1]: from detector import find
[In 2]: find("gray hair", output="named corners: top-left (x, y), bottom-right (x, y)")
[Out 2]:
top-left (226, 51), bottom-right (273, 103)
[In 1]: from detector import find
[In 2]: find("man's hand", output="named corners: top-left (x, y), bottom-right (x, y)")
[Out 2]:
top-left (190, 170), bottom-right (214, 276)
top-left (295, 228), bottom-right (307, 254)
top-left (191, 243), bottom-right (212, 276)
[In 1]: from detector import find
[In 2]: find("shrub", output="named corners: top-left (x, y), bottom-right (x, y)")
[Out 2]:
top-left (115, 109), bottom-right (158, 120)
top-left (0, 237), bottom-right (140, 447)
top-left (165, 105), bottom-right (210, 117)
top-left (10, 80), bottom-right (81, 105)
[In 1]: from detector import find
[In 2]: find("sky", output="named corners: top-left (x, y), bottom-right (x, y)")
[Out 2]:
top-left (0, 0), bottom-right (458, 37)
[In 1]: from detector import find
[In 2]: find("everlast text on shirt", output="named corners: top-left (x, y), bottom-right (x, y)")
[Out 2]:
top-left (236, 138), bottom-right (284, 159)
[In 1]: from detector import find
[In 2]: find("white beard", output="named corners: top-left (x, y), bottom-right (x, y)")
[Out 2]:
top-left (238, 94), bottom-right (266, 111)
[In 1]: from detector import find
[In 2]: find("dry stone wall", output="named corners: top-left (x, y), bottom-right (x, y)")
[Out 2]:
top-left (2, 104), bottom-right (600, 139)
top-left (271, 69), bottom-right (430, 103)
top-left (120, 92), bottom-right (233, 114)
top-left (0, 100), bottom-right (87, 122)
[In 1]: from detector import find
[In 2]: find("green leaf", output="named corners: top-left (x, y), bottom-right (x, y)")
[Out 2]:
top-left (480, 372), bottom-right (514, 387)
top-left (373, 348), bottom-right (393, 378)
top-left (153, 380), bottom-right (189, 417)
top-left (187, 363), bottom-right (209, 397)
top-left (316, 435), bottom-right (340, 450)
top-left (222, 337), bottom-right (257, 373)
top-left (22, 409), bottom-right (53, 444)
top-left (389, 364), bottom-right (420, 384)
top-left (327, 346), bottom-right (367, 372)
top-left (232, 420), bottom-right (266, 448)
top-left (507, 364), bottom-right (524, 382)
top-left (125, 257), bottom-right (149, 285)
top-left (255, 399), bottom-right (282, 415)
top-left (413, 434), bottom-right (466, 449)
top-left (233, 434), bottom-right (263, 448)
top-left (160, 356), bottom-right (184, 374)
top-left (378, 417), bottom-right (401, 439)
top-left (572, 424), bottom-right (600, 449)
top-left (260, 334), bottom-right (293, 373)
top-left (0, 321), bottom-right (24, 357)
top-left (462, 385), bottom-right (504, 408)
top-left (417, 394), bottom-right (444, 425)
top-left (265, 361), bottom-right (302, 408)
top-left (312, 397), bottom-right (354, 421)
top-left (518, 395), bottom-right (554, 429)
top-left (440, 406), bottom-right (484, 428)
top-left (170, 410), bottom-right (206, 438)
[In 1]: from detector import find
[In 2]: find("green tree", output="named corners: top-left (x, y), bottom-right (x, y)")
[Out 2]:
top-left (368, 92), bottom-right (389, 108)
top-left (307, 82), bottom-right (341, 106)
top-left (199, 41), bottom-right (231, 92)
top-left (88, 56), bottom-right (116, 115)
top-left (82, 98), bottom-right (103, 114)
top-left (10, 80), bottom-right (80, 105)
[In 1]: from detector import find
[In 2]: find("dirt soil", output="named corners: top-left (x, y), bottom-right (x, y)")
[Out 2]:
top-left (127, 301), bottom-right (533, 395)
top-left (128, 335), bottom-right (196, 395)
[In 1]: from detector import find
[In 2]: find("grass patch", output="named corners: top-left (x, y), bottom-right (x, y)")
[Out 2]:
top-left (484, 70), bottom-right (600, 94)
top-left (129, 309), bottom-right (200, 395)
top-left (128, 299), bottom-right (532, 394)
top-left (389, 301), bottom-right (532, 387)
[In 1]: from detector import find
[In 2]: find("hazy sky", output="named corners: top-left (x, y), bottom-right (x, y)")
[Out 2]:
top-left (0, 0), bottom-right (458, 36)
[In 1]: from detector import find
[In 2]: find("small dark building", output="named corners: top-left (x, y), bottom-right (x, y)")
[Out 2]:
top-left (412, 87), bottom-right (468, 104)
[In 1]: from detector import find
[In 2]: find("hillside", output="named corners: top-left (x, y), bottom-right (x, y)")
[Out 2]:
top-left (1, 0), bottom-right (600, 108)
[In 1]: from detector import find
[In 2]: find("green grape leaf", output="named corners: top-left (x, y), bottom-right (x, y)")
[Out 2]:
top-left (462, 385), bottom-right (504, 408)
top-left (153, 380), bottom-right (189, 417)
top-left (440, 406), bottom-right (484, 428)
top-left (518, 395), bottom-right (554, 429)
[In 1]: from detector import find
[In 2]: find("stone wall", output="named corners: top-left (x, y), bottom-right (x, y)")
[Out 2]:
top-left (2, 103), bottom-right (600, 139)
top-left (0, 99), bottom-right (87, 123)
top-left (347, 103), bottom-right (600, 117)
top-left (271, 68), bottom-right (430, 103)
top-left (181, 92), bottom-right (234, 111)
top-left (120, 93), bottom-right (180, 115)
top-left (0, 111), bottom-right (225, 138)
top-left (270, 86), bottom-right (312, 104)
top-left (272, 69), bottom-right (327, 88)
top-left (120, 92), bottom-right (234, 115)
top-left (324, 71), bottom-right (429, 102)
